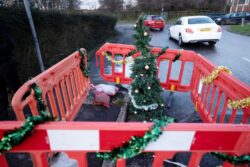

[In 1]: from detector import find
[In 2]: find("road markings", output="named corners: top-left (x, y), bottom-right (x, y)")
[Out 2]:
top-left (242, 57), bottom-right (250, 63)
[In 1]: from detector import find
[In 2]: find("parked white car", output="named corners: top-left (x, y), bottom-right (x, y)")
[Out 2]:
top-left (169, 16), bottom-right (222, 46)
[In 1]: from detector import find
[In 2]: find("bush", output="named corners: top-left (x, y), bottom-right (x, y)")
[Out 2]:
top-left (0, 7), bottom-right (117, 83)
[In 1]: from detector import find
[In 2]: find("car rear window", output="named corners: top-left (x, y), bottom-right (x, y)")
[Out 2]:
top-left (152, 16), bottom-right (163, 20)
top-left (188, 17), bottom-right (214, 24)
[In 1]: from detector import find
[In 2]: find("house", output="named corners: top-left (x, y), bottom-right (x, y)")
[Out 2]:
top-left (229, 0), bottom-right (250, 12)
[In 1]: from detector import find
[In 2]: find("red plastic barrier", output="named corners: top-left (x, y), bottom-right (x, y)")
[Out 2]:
top-left (96, 43), bottom-right (250, 124)
top-left (11, 49), bottom-right (90, 121)
top-left (191, 55), bottom-right (250, 124)
top-left (96, 43), bottom-right (198, 92)
top-left (0, 122), bottom-right (249, 167)
top-left (1, 45), bottom-right (248, 167)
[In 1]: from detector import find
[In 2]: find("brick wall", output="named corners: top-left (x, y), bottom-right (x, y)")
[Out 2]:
top-left (230, 0), bottom-right (250, 12)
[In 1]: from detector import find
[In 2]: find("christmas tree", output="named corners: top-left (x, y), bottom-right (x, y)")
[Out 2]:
top-left (129, 15), bottom-right (164, 121)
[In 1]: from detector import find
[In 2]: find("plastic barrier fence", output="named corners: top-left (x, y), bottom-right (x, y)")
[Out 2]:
top-left (11, 49), bottom-right (90, 121)
top-left (95, 43), bottom-right (250, 124)
top-left (0, 45), bottom-right (248, 167)
top-left (0, 122), bottom-right (249, 167)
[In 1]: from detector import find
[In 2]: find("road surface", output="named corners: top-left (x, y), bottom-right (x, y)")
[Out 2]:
top-left (115, 24), bottom-right (250, 85)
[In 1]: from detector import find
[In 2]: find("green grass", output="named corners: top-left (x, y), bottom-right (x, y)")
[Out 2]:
top-left (230, 25), bottom-right (250, 36)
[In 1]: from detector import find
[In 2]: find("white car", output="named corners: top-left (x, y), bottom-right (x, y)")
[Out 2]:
top-left (169, 16), bottom-right (222, 46)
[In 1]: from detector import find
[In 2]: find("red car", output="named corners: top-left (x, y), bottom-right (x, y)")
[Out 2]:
top-left (143, 15), bottom-right (165, 31)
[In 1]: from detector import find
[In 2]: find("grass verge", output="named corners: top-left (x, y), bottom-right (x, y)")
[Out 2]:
top-left (229, 24), bottom-right (250, 36)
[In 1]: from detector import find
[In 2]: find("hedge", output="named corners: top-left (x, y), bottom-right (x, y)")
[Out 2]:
top-left (0, 7), bottom-right (117, 83)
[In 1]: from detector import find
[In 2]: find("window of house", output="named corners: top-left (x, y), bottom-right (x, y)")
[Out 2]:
top-left (238, 0), bottom-right (247, 5)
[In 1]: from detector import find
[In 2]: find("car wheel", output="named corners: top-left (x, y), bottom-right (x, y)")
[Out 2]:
top-left (178, 34), bottom-right (183, 46)
top-left (160, 28), bottom-right (164, 31)
top-left (221, 20), bottom-right (226, 25)
top-left (208, 41), bottom-right (216, 46)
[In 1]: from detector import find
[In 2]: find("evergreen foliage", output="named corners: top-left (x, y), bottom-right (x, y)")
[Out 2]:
top-left (130, 15), bottom-right (164, 121)
top-left (0, 7), bottom-right (116, 83)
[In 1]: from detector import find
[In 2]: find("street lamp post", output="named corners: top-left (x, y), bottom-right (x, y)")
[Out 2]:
top-left (23, 0), bottom-right (44, 72)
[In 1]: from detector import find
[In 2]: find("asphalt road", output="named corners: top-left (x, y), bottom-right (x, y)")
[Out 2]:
top-left (115, 24), bottom-right (250, 86)
top-left (108, 24), bottom-right (250, 166)
top-left (108, 24), bottom-right (250, 124)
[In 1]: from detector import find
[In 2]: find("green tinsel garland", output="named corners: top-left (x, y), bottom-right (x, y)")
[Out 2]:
top-left (211, 152), bottom-right (250, 165)
top-left (0, 83), bottom-right (53, 154)
top-left (173, 53), bottom-right (181, 62)
top-left (127, 49), bottom-right (138, 57)
top-left (156, 47), bottom-right (168, 58)
top-left (78, 49), bottom-right (89, 78)
top-left (97, 116), bottom-right (174, 161)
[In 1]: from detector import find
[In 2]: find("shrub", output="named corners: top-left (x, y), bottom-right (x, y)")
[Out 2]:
top-left (0, 7), bottom-right (117, 83)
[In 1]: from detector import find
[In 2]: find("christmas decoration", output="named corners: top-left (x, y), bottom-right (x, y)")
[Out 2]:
top-left (102, 51), bottom-right (134, 64)
top-left (228, 96), bottom-right (250, 109)
top-left (129, 14), bottom-right (166, 120)
top-left (97, 116), bottom-right (174, 161)
top-left (0, 83), bottom-right (53, 154)
top-left (202, 66), bottom-right (232, 85)
top-left (211, 152), bottom-right (250, 165)
top-left (129, 89), bottom-right (158, 111)
top-left (173, 52), bottom-right (182, 62)
top-left (156, 47), bottom-right (168, 58)
top-left (79, 49), bottom-right (89, 77)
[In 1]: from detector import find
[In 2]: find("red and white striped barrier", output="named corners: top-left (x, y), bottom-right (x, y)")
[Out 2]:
top-left (0, 122), bottom-right (249, 154)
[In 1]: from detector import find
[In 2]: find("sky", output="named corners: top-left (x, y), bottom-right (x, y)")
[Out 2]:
top-left (80, 0), bottom-right (137, 10)
top-left (80, 0), bottom-right (100, 10)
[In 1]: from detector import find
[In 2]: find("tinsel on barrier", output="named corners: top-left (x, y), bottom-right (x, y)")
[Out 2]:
top-left (79, 49), bottom-right (90, 77)
top-left (228, 96), bottom-right (250, 110)
top-left (0, 83), bottom-right (54, 155)
top-left (202, 66), bottom-right (232, 85)
top-left (97, 116), bottom-right (174, 161)
top-left (156, 47), bottom-right (168, 57)
top-left (211, 152), bottom-right (250, 165)
top-left (173, 53), bottom-right (182, 62)
top-left (102, 51), bottom-right (134, 64)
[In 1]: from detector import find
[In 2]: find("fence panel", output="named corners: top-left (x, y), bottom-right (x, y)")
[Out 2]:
top-left (96, 43), bottom-right (250, 124)
top-left (0, 122), bottom-right (249, 167)
top-left (11, 49), bottom-right (90, 121)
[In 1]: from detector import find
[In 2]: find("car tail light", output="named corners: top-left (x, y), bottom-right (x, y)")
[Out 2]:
top-left (185, 28), bottom-right (193, 34)
top-left (217, 27), bottom-right (222, 32)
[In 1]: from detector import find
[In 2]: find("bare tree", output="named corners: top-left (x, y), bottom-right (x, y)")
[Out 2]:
top-left (0, 0), bottom-right (81, 10)
top-left (135, 0), bottom-right (225, 12)
top-left (99, 0), bottom-right (124, 12)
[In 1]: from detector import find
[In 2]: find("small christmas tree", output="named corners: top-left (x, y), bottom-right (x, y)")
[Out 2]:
top-left (129, 15), bottom-right (164, 121)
